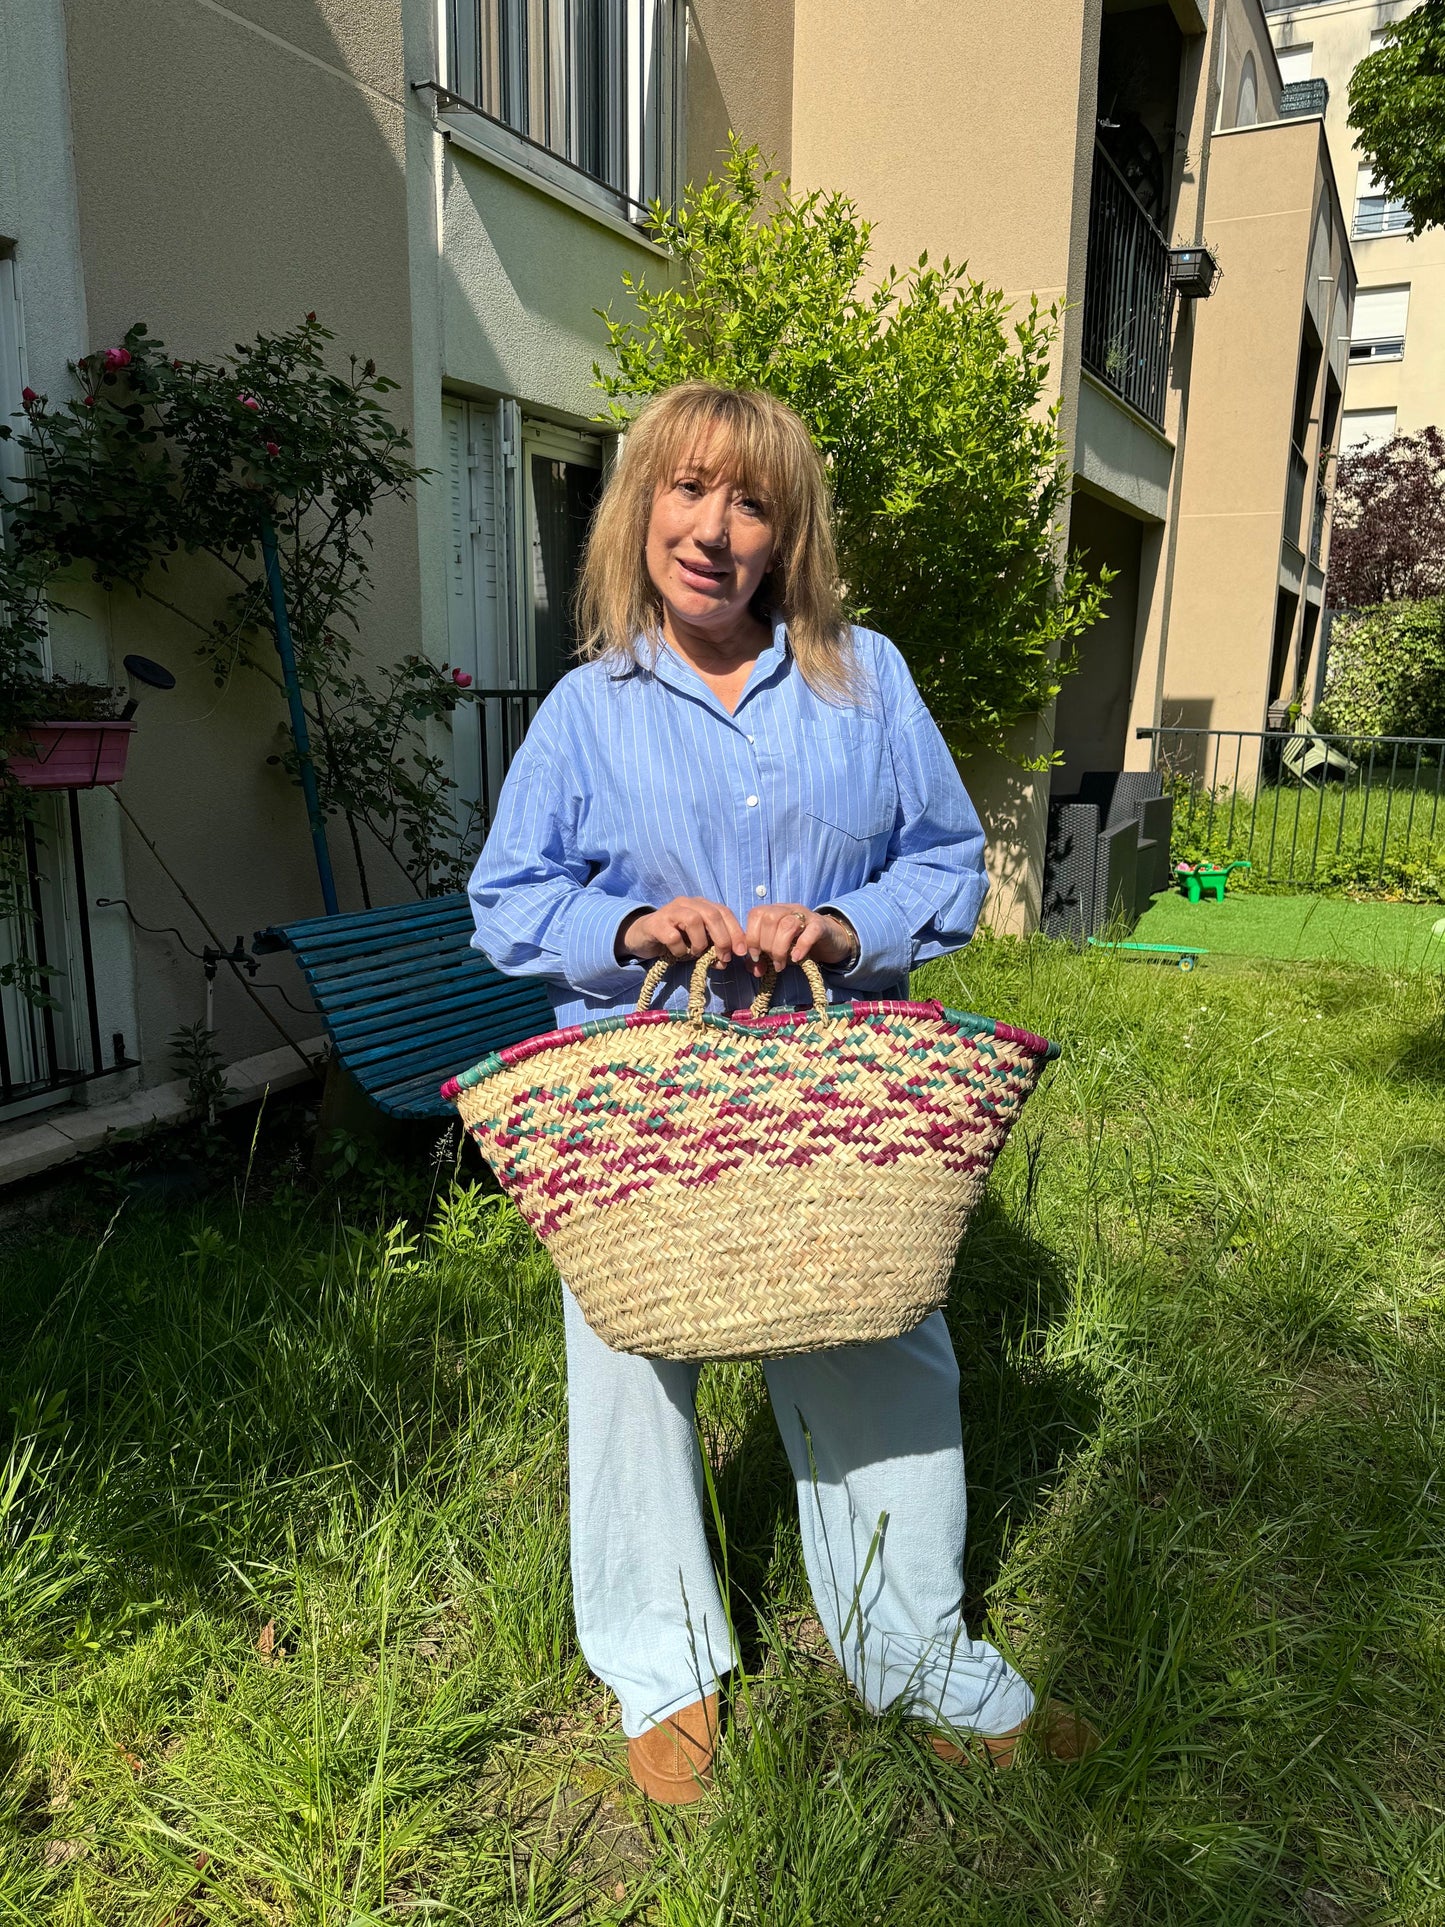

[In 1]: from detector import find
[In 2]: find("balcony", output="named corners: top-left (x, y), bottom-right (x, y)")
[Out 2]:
top-left (1280, 77), bottom-right (1329, 118)
top-left (1082, 142), bottom-right (1172, 430)
top-left (1285, 442), bottom-right (1309, 549)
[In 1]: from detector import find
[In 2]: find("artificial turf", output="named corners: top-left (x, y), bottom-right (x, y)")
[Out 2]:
top-left (1132, 888), bottom-right (1445, 972)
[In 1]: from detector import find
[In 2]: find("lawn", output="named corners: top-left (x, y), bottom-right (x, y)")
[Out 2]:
top-left (1, 938), bottom-right (1442, 1924)
top-left (1133, 891), bottom-right (1445, 972)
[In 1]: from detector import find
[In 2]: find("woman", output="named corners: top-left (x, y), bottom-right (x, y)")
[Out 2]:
top-left (468, 381), bottom-right (1095, 1802)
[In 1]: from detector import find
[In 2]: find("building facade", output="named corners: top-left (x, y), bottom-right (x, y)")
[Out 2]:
top-left (0, 0), bottom-right (1352, 1161)
top-left (1265, 0), bottom-right (1444, 453)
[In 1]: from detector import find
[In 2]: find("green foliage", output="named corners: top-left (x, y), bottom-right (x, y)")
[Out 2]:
top-left (2, 318), bottom-right (474, 905)
top-left (168, 1020), bottom-right (228, 1128)
top-left (1347, 2), bottom-right (1445, 235)
top-left (1318, 596), bottom-right (1445, 740)
top-left (596, 142), bottom-right (1105, 757)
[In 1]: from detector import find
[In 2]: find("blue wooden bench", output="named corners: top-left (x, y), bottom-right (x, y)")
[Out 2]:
top-left (254, 892), bottom-right (554, 1119)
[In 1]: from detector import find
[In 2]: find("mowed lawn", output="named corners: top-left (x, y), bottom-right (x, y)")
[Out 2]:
top-left (1, 938), bottom-right (1442, 1924)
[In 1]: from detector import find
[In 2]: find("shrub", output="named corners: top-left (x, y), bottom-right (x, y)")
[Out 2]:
top-left (597, 142), bottom-right (1105, 758)
top-left (1318, 597), bottom-right (1445, 740)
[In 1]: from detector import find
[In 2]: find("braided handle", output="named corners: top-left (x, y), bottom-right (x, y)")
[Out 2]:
top-left (635, 947), bottom-right (831, 1022)
top-left (748, 955), bottom-right (829, 1020)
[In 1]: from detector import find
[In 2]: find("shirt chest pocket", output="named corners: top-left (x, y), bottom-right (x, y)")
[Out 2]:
top-left (796, 713), bottom-right (895, 849)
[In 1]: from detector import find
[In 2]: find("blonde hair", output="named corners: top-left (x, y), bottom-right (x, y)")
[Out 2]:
top-left (575, 381), bottom-right (855, 700)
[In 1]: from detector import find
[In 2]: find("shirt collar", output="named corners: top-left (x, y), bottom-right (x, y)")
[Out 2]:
top-left (642, 614), bottom-right (793, 720)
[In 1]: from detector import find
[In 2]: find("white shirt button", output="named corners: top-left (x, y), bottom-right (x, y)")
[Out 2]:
top-left (745, 794), bottom-right (758, 807)
top-left (755, 884), bottom-right (767, 898)
top-left (747, 734), bottom-right (755, 744)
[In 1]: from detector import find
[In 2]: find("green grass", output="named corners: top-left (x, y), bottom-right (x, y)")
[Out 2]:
top-left (1133, 892), bottom-right (1445, 972)
top-left (1, 939), bottom-right (1443, 1923)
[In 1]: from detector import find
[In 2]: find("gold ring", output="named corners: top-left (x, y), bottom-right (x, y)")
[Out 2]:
top-left (792, 911), bottom-right (808, 927)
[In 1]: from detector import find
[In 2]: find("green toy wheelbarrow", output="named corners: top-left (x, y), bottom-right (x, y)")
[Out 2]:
top-left (1174, 859), bottom-right (1250, 904)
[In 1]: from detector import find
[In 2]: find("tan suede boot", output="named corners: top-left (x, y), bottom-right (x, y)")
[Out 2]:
top-left (626, 1694), bottom-right (718, 1804)
top-left (929, 1698), bottom-right (1100, 1769)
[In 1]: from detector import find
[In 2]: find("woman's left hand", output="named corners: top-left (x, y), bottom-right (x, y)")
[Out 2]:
top-left (745, 903), bottom-right (858, 976)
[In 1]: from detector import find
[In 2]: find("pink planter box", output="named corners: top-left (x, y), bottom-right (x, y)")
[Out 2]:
top-left (5, 719), bottom-right (136, 789)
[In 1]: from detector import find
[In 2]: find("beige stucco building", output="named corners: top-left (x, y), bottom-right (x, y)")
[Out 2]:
top-left (1266, 0), bottom-right (1445, 453)
top-left (0, 0), bottom-right (1353, 1166)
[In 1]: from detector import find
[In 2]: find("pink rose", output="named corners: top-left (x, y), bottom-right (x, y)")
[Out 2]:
top-left (237, 393), bottom-right (260, 411)
top-left (21, 386), bottom-right (37, 405)
top-left (451, 668), bottom-right (473, 687)
top-left (264, 440), bottom-right (280, 456)
top-left (102, 348), bottom-right (132, 371)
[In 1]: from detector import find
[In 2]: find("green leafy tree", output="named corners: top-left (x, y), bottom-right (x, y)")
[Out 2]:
top-left (596, 142), bottom-right (1104, 758)
top-left (2, 319), bottom-right (475, 905)
top-left (1348, 3), bottom-right (1445, 234)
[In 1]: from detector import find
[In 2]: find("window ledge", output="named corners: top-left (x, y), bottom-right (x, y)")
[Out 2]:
top-left (434, 103), bottom-right (669, 257)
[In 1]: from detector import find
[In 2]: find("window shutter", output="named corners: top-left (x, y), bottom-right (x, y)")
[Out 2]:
top-left (1353, 284), bottom-right (1410, 343)
top-left (1276, 43), bottom-right (1313, 84)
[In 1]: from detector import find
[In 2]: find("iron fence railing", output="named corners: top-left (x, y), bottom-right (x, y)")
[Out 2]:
top-left (1082, 141), bottom-right (1172, 429)
top-left (1280, 77), bottom-right (1330, 117)
top-left (1138, 725), bottom-right (1445, 890)
top-left (472, 686), bottom-right (549, 821)
top-left (1, 791), bottom-right (133, 1111)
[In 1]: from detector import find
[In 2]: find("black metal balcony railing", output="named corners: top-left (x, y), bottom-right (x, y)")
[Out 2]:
top-left (1280, 77), bottom-right (1330, 117)
top-left (1309, 481), bottom-right (1329, 565)
top-left (1285, 442), bottom-right (1309, 548)
top-left (1082, 141), bottom-right (1172, 429)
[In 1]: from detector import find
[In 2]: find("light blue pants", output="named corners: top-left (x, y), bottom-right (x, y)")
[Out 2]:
top-left (563, 1285), bottom-right (1034, 1740)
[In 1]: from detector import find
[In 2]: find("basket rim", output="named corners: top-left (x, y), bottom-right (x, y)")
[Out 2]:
top-left (441, 995), bottom-right (1059, 1102)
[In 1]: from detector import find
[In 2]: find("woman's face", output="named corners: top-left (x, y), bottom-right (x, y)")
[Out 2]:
top-left (645, 438), bottom-right (776, 640)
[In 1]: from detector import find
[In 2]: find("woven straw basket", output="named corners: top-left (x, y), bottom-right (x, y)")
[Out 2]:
top-left (443, 948), bottom-right (1058, 1362)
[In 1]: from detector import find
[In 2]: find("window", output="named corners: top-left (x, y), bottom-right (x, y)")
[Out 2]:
top-left (1349, 283), bottom-right (1409, 361)
top-left (444, 0), bottom-right (682, 220)
top-left (443, 395), bottom-right (606, 822)
top-left (1340, 407), bottom-right (1397, 452)
top-left (1236, 52), bottom-right (1259, 127)
top-left (0, 250), bottom-right (28, 518)
top-left (1354, 164), bottom-right (1411, 238)
top-left (1276, 42), bottom-right (1313, 84)
top-left (1368, 26), bottom-right (1394, 53)
top-left (1213, 11), bottom-right (1229, 132)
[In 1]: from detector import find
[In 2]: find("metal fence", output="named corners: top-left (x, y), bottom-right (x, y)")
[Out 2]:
top-left (1138, 726), bottom-right (1445, 890)
top-left (1082, 141), bottom-right (1172, 429)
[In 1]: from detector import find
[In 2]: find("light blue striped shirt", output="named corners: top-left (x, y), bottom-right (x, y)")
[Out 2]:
top-left (467, 620), bottom-right (989, 1026)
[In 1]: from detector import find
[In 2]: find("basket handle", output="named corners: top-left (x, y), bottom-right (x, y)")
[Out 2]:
top-left (635, 946), bottom-right (830, 1022)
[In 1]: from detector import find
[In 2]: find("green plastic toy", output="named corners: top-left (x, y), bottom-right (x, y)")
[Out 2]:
top-left (1174, 860), bottom-right (1250, 904)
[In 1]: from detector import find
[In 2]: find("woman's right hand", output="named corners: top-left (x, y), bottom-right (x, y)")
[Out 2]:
top-left (616, 897), bottom-right (748, 964)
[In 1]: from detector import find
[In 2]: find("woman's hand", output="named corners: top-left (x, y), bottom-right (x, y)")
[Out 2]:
top-left (616, 897), bottom-right (749, 964)
top-left (745, 903), bottom-right (859, 976)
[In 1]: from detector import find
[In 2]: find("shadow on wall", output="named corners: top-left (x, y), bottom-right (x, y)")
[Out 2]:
top-left (961, 737), bottom-right (1049, 937)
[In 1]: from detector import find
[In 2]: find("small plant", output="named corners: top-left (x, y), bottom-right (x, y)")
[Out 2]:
top-left (169, 1020), bottom-right (228, 1127)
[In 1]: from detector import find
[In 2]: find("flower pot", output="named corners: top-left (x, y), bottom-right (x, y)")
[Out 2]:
top-left (5, 719), bottom-right (137, 789)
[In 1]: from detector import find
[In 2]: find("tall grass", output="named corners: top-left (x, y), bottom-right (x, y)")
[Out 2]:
top-left (1, 938), bottom-right (1442, 1923)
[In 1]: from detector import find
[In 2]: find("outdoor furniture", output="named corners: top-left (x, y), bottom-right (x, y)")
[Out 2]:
top-left (1280, 716), bottom-right (1355, 789)
top-left (254, 892), bottom-right (554, 1119)
top-left (1174, 859), bottom-right (1250, 904)
top-left (1041, 770), bottom-right (1175, 942)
